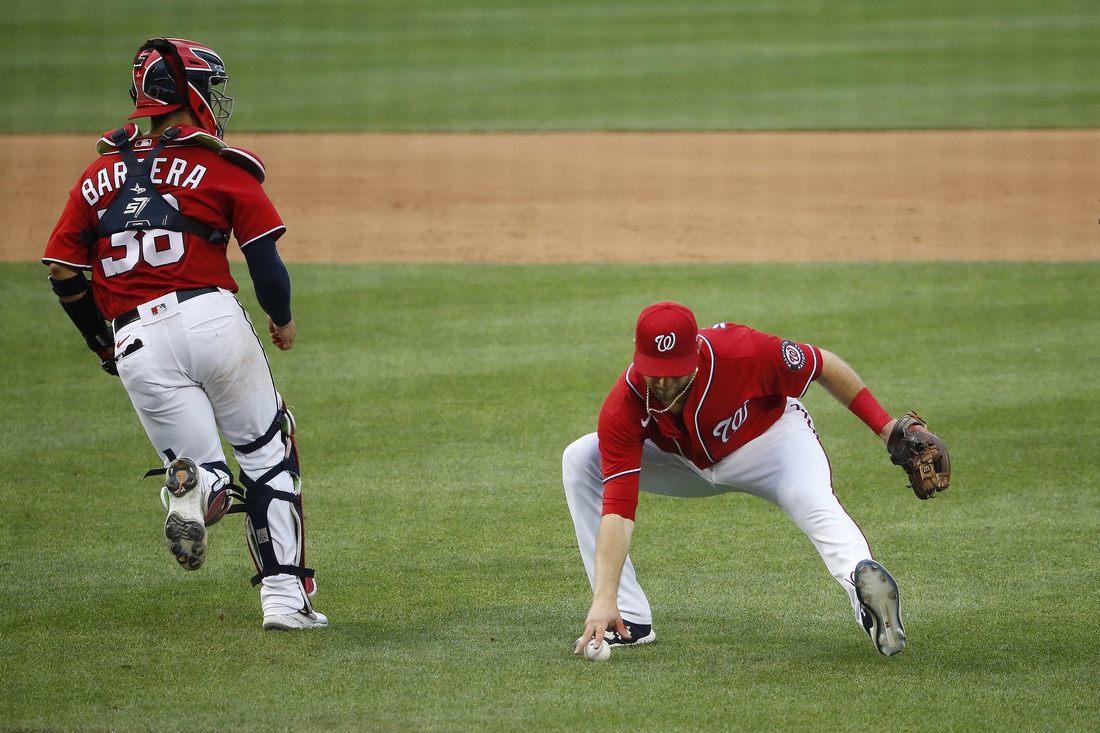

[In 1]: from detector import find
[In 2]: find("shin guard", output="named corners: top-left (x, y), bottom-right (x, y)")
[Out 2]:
top-left (230, 406), bottom-right (315, 602)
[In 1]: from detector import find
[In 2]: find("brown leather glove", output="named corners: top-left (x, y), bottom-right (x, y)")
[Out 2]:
top-left (887, 412), bottom-right (950, 499)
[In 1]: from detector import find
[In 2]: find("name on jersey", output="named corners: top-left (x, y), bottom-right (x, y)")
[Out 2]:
top-left (80, 157), bottom-right (207, 206)
top-left (712, 400), bottom-right (751, 443)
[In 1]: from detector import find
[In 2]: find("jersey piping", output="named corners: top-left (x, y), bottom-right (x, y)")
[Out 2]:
top-left (42, 256), bottom-right (93, 271)
top-left (603, 468), bottom-right (641, 484)
top-left (797, 346), bottom-right (819, 398)
top-left (625, 364), bottom-right (644, 400)
top-left (693, 334), bottom-right (718, 464)
top-left (239, 225), bottom-right (287, 248)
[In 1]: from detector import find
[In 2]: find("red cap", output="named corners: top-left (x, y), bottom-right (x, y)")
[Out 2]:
top-left (633, 302), bottom-right (699, 377)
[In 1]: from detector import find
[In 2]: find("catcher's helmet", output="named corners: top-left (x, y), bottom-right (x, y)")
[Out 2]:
top-left (129, 38), bottom-right (234, 137)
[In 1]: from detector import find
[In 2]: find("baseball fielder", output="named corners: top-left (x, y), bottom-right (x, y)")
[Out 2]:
top-left (567, 302), bottom-right (949, 656)
top-left (42, 38), bottom-right (325, 630)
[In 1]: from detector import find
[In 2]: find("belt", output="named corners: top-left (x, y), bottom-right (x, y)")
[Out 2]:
top-left (113, 286), bottom-right (219, 331)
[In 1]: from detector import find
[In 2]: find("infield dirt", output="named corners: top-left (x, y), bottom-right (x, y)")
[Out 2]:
top-left (4, 131), bottom-right (1097, 263)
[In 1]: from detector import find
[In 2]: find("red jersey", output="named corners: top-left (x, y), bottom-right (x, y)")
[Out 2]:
top-left (598, 323), bottom-right (823, 520)
top-left (42, 126), bottom-right (285, 321)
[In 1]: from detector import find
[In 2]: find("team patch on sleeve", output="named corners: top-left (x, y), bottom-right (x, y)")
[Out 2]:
top-left (781, 340), bottom-right (807, 371)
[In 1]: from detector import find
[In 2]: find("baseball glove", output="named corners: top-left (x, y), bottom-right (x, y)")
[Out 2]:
top-left (887, 412), bottom-right (950, 499)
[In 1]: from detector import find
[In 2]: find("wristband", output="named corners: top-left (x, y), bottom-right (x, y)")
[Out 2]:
top-left (49, 271), bottom-right (90, 298)
top-left (849, 388), bottom-right (892, 435)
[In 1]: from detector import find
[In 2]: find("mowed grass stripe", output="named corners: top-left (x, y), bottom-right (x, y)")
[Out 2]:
top-left (2, 0), bottom-right (1099, 133)
top-left (1, 262), bottom-right (1097, 732)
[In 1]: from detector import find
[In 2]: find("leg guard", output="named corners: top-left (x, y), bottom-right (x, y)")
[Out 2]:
top-left (229, 406), bottom-right (316, 610)
top-left (236, 468), bottom-right (314, 589)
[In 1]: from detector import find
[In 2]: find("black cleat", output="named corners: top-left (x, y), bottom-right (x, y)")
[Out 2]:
top-left (577, 621), bottom-right (656, 650)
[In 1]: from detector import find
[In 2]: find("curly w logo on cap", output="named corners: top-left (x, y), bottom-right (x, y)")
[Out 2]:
top-left (654, 332), bottom-right (676, 352)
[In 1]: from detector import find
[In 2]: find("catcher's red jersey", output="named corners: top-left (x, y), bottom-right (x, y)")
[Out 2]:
top-left (43, 133), bottom-right (284, 321)
top-left (598, 323), bottom-right (823, 519)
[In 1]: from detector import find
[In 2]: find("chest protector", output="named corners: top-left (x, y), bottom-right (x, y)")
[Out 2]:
top-left (79, 126), bottom-right (228, 246)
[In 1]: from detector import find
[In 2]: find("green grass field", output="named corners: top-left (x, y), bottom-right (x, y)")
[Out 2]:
top-left (4, 1), bottom-right (1099, 729)
top-left (3, 0), bottom-right (1099, 133)
top-left (2, 262), bottom-right (1098, 732)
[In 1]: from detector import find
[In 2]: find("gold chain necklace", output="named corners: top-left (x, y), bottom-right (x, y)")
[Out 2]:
top-left (645, 370), bottom-right (698, 415)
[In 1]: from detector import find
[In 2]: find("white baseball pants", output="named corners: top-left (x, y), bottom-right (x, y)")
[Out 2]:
top-left (114, 288), bottom-right (308, 616)
top-left (562, 398), bottom-right (873, 626)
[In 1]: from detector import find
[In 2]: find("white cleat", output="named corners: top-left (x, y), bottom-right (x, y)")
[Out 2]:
top-left (854, 559), bottom-right (906, 656)
top-left (163, 458), bottom-right (208, 571)
top-left (263, 609), bottom-right (329, 631)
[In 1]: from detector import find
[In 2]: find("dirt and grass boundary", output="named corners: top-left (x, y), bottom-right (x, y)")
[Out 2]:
top-left (4, 130), bottom-right (1097, 263)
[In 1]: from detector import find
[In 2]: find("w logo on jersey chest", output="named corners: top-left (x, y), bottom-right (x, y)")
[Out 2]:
top-left (712, 400), bottom-right (751, 443)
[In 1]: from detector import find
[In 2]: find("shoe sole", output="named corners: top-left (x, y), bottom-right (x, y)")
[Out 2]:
top-left (164, 459), bottom-right (207, 571)
top-left (263, 613), bottom-right (329, 631)
top-left (854, 560), bottom-right (905, 656)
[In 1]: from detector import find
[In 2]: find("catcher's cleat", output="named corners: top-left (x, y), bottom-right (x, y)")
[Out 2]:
top-left (160, 473), bottom-right (232, 526)
top-left (263, 609), bottom-right (329, 631)
top-left (163, 457), bottom-right (210, 571)
top-left (576, 621), bottom-right (656, 650)
top-left (854, 560), bottom-right (906, 656)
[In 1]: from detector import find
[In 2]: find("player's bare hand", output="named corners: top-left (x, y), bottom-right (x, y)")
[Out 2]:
top-left (574, 598), bottom-right (630, 655)
top-left (269, 316), bottom-right (296, 351)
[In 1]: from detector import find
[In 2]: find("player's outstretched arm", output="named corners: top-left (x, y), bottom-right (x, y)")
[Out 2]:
top-left (575, 513), bottom-right (634, 654)
top-left (816, 350), bottom-right (896, 443)
top-left (818, 350), bottom-right (950, 498)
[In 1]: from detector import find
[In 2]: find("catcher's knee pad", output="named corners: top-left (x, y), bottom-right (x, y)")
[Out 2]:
top-left (233, 404), bottom-right (300, 473)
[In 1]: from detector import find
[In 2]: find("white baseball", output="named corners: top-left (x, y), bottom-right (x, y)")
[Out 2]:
top-left (584, 639), bottom-right (611, 662)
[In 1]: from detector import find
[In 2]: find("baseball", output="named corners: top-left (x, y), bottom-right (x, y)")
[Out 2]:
top-left (584, 639), bottom-right (611, 662)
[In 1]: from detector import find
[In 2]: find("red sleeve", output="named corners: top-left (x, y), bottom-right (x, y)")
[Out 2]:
top-left (748, 330), bottom-right (823, 398)
top-left (597, 377), bottom-right (648, 521)
top-left (42, 188), bottom-right (95, 270)
top-left (220, 164), bottom-right (286, 247)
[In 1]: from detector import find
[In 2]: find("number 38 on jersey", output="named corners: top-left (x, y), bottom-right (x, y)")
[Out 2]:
top-left (99, 193), bottom-right (187, 276)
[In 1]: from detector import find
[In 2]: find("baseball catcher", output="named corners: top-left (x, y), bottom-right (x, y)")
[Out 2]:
top-left (42, 38), bottom-right (326, 630)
